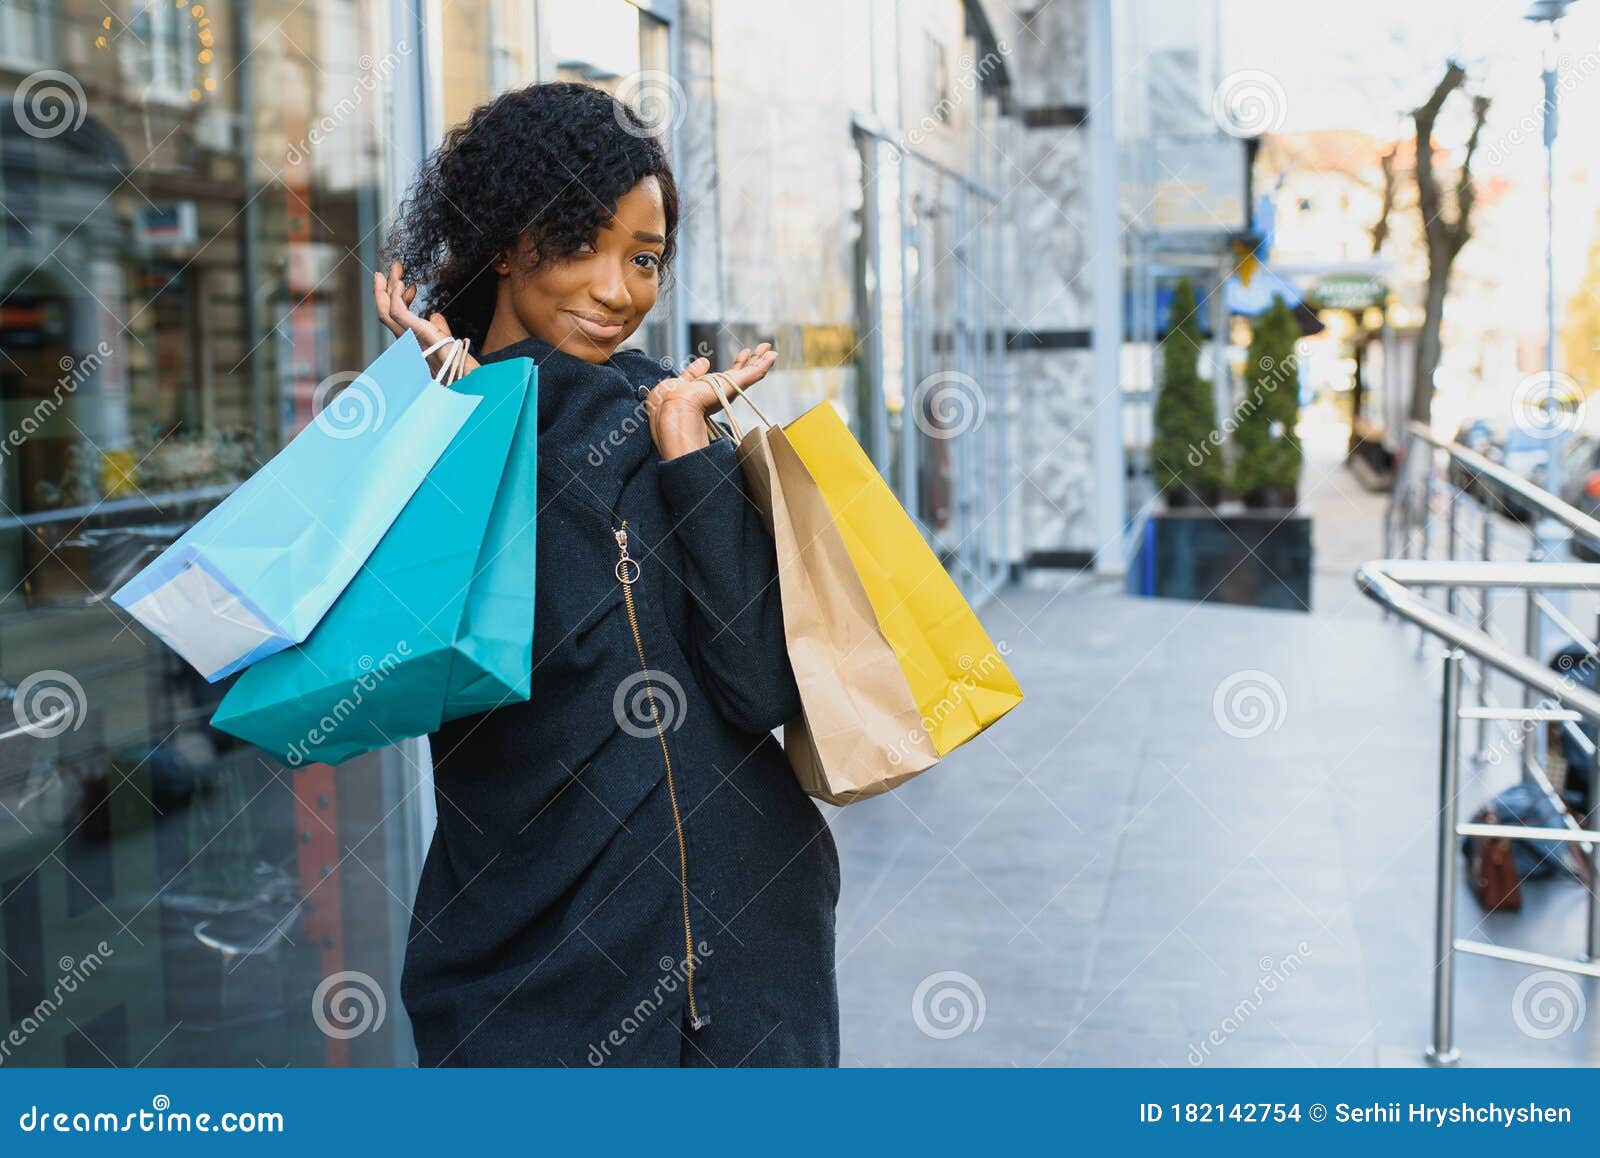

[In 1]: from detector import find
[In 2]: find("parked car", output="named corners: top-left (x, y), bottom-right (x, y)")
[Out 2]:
top-left (1556, 432), bottom-right (1600, 561)
top-left (1449, 419), bottom-right (1550, 522)
top-left (1447, 418), bottom-right (1499, 506)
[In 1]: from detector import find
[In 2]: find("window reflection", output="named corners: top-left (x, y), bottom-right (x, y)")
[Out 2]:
top-left (0, 0), bottom-right (419, 1066)
top-left (0, 0), bottom-right (696, 1068)
top-left (439, 0), bottom-right (537, 130)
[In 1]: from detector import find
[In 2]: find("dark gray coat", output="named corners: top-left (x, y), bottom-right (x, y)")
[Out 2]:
top-left (401, 335), bottom-right (841, 1067)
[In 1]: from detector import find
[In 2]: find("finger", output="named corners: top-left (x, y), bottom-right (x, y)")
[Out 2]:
top-left (677, 357), bottom-right (710, 381)
top-left (403, 283), bottom-right (418, 307)
top-left (385, 261), bottom-right (408, 311)
top-left (726, 350), bottom-right (777, 389)
top-left (388, 274), bottom-right (418, 327)
top-left (733, 347), bottom-right (751, 369)
top-left (373, 272), bottom-right (402, 337)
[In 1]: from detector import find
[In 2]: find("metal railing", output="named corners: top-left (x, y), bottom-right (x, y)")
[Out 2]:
top-left (1366, 422), bottom-right (1600, 1065)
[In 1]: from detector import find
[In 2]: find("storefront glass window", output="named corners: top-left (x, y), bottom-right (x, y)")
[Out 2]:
top-left (0, 0), bottom-right (424, 1066)
top-left (440, 0), bottom-right (537, 130)
top-left (546, 0), bottom-right (675, 361)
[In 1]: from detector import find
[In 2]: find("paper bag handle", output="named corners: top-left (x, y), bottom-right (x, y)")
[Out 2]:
top-left (420, 336), bottom-right (473, 388)
top-left (703, 370), bottom-right (775, 444)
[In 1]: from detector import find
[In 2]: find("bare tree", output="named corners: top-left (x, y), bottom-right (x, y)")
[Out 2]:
top-left (1371, 144), bottom-right (1397, 256)
top-left (1410, 60), bottom-right (1490, 424)
top-left (1343, 143), bottom-right (1402, 456)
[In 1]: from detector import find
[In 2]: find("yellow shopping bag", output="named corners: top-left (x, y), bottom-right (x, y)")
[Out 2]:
top-left (785, 404), bottom-right (1024, 754)
top-left (708, 378), bottom-right (1023, 804)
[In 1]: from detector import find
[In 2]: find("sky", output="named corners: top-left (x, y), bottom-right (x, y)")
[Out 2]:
top-left (1218, 0), bottom-right (1600, 320)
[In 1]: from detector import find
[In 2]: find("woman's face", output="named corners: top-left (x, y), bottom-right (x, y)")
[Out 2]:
top-left (496, 176), bottom-right (667, 364)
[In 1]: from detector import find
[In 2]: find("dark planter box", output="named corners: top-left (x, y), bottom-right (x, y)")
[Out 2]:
top-left (1131, 508), bottom-right (1312, 612)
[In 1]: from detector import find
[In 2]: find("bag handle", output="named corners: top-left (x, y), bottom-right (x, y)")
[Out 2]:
top-left (420, 336), bottom-right (472, 388)
top-left (703, 370), bottom-right (775, 444)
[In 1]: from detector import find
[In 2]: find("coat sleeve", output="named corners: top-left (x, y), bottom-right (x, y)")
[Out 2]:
top-left (656, 433), bottom-right (802, 734)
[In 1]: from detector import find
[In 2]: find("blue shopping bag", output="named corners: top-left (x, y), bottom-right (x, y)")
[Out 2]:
top-left (113, 332), bottom-right (480, 681)
top-left (209, 355), bottom-right (537, 767)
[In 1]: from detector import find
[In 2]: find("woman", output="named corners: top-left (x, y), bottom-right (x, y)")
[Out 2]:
top-left (372, 82), bottom-right (841, 1067)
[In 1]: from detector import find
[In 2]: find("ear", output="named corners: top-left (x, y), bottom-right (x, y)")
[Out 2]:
top-left (494, 233), bottom-right (535, 278)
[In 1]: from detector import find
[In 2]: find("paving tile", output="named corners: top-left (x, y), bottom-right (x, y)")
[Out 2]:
top-left (836, 444), bottom-right (1600, 1066)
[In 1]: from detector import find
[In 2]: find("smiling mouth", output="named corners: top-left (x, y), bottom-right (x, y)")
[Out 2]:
top-left (565, 310), bottom-right (626, 341)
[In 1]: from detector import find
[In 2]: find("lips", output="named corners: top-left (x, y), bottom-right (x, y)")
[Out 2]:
top-left (566, 310), bottom-right (626, 342)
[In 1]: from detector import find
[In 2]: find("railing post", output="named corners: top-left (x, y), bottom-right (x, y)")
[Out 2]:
top-left (1419, 449), bottom-right (1434, 561)
top-left (1591, 615), bottom-right (1600, 962)
top-left (1445, 487), bottom-right (1460, 614)
top-left (1417, 448), bottom-right (1435, 657)
top-left (1524, 588), bottom-right (1542, 781)
top-left (1428, 649), bottom-right (1464, 1067)
top-left (1477, 509), bottom-right (1494, 754)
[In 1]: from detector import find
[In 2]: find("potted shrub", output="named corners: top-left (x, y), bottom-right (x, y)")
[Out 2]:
top-left (1151, 278), bottom-right (1225, 508)
top-left (1232, 295), bottom-right (1303, 509)
top-left (1133, 292), bottom-right (1314, 612)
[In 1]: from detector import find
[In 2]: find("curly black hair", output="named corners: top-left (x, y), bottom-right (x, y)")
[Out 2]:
top-left (386, 82), bottom-right (678, 350)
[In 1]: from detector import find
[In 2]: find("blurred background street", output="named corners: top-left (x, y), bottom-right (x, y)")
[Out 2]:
top-left (835, 422), bottom-right (1600, 1066)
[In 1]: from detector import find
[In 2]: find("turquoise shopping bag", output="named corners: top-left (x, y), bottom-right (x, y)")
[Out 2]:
top-left (209, 356), bottom-right (537, 767)
top-left (113, 331), bottom-right (480, 681)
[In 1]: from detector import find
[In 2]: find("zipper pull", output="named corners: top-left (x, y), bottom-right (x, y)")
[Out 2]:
top-left (614, 523), bottom-right (640, 586)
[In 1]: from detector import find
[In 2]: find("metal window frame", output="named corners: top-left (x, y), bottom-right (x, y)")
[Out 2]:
top-left (851, 115), bottom-right (1009, 603)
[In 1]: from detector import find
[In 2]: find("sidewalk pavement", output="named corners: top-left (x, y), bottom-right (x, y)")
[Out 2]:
top-left (832, 417), bottom-right (1600, 1066)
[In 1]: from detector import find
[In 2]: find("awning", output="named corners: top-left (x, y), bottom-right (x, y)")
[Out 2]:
top-left (1223, 263), bottom-right (1303, 316)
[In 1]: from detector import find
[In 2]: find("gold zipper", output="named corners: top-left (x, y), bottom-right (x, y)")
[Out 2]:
top-left (613, 520), bottom-right (708, 1030)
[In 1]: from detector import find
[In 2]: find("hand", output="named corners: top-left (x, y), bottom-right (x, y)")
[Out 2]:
top-left (373, 260), bottom-right (481, 380)
top-left (645, 344), bottom-right (777, 460)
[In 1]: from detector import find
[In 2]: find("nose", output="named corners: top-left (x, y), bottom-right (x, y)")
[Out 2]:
top-left (588, 255), bottom-right (630, 316)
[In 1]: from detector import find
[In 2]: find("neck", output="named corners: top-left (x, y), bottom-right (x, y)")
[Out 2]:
top-left (481, 296), bottom-right (532, 360)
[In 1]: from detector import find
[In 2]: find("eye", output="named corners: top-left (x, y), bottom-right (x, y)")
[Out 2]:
top-left (633, 252), bottom-right (662, 273)
top-left (574, 240), bottom-right (598, 255)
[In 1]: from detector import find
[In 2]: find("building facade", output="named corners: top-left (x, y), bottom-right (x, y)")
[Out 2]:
top-left (0, 0), bottom-right (1111, 1064)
